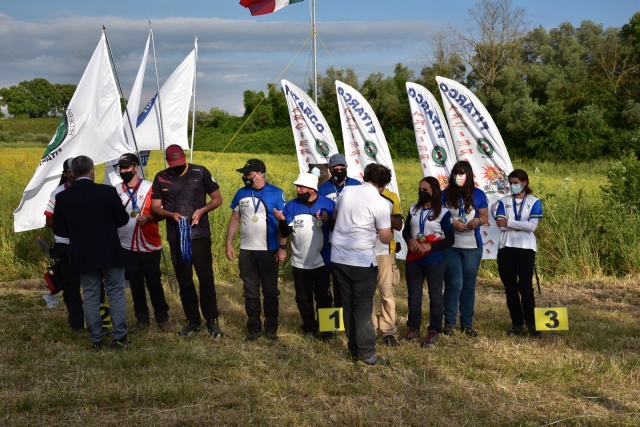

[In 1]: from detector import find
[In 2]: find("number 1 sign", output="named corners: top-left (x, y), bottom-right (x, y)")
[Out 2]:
top-left (318, 308), bottom-right (345, 332)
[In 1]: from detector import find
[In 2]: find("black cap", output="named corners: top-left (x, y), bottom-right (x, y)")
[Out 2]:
top-left (236, 159), bottom-right (266, 174)
top-left (117, 153), bottom-right (140, 169)
top-left (63, 157), bottom-right (75, 172)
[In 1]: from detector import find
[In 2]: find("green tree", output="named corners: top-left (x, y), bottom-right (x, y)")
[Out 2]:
top-left (0, 78), bottom-right (61, 118)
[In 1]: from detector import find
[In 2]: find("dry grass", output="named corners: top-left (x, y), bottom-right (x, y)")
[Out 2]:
top-left (1, 277), bottom-right (638, 427)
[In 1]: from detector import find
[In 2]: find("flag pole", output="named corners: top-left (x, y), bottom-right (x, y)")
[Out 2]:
top-left (189, 36), bottom-right (198, 163)
top-left (149, 21), bottom-right (167, 168)
top-left (312, 0), bottom-right (317, 103)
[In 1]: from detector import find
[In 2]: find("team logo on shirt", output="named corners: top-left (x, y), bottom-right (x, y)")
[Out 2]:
top-left (432, 146), bottom-right (447, 166)
top-left (294, 219), bottom-right (305, 229)
top-left (364, 141), bottom-right (378, 160)
top-left (477, 138), bottom-right (494, 157)
top-left (316, 139), bottom-right (330, 158)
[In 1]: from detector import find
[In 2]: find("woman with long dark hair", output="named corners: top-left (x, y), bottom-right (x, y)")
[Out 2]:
top-left (442, 161), bottom-right (488, 336)
top-left (495, 169), bottom-right (543, 338)
top-left (402, 176), bottom-right (454, 347)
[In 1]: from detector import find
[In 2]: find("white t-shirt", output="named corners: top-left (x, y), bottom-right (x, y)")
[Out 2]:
top-left (331, 183), bottom-right (391, 267)
top-left (44, 183), bottom-right (70, 244)
top-left (496, 194), bottom-right (543, 252)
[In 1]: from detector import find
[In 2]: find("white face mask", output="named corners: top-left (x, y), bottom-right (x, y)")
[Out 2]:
top-left (510, 183), bottom-right (523, 194)
top-left (454, 174), bottom-right (467, 187)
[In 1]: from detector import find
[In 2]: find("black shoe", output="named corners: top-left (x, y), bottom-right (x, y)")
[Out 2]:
top-left (206, 319), bottom-right (224, 338)
top-left (507, 325), bottom-right (523, 336)
top-left (91, 339), bottom-right (104, 351)
top-left (265, 332), bottom-right (278, 341)
top-left (246, 331), bottom-right (262, 341)
top-left (383, 335), bottom-right (397, 347)
top-left (110, 337), bottom-right (130, 351)
top-left (421, 329), bottom-right (439, 348)
top-left (358, 356), bottom-right (390, 366)
top-left (178, 322), bottom-right (201, 337)
top-left (402, 328), bottom-right (420, 340)
top-left (442, 325), bottom-right (456, 336)
top-left (527, 323), bottom-right (542, 339)
top-left (461, 326), bottom-right (478, 337)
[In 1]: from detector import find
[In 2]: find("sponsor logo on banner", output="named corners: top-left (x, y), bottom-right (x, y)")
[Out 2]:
top-left (477, 138), bottom-right (494, 157)
top-left (432, 146), bottom-right (447, 166)
top-left (364, 141), bottom-right (378, 160)
top-left (315, 139), bottom-right (330, 158)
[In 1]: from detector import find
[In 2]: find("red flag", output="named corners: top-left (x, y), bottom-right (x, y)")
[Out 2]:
top-left (240, 0), bottom-right (304, 16)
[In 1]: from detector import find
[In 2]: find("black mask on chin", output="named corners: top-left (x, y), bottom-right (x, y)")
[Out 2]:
top-left (171, 164), bottom-right (186, 175)
top-left (243, 177), bottom-right (255, 187)
top-left (418, 191), bottom-right (432, 204)
top-left (296, 192), bottom-right (312, 203)
top-left (332, 170), bottom-right (347, 184)
top-left (120, 171), bottom-right (135, 183)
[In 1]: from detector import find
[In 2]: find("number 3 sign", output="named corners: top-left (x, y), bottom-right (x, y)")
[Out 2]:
top-left (534, 307), bottom-right (569, 331)
top-left (318, 308), bottom-right (344, 332)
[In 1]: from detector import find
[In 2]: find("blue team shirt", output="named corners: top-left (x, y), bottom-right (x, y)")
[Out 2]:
top-left (442, 187), bottom-right (488, 248)
top-left (317, 177), bottom-right (361, 202)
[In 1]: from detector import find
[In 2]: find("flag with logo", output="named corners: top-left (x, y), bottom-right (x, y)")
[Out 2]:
top-left (406, 82), bottom-right (457, 189)
top-left (335, 80), bottom-right (406, 260)
top-left (240, 0), bottom-right (304, 16)
top-left (14, 33), bottom-right (129, 232)
top-left (436, 76), bottom-right (513, 259)
top-left (281, 79), bottom-right (339, 173)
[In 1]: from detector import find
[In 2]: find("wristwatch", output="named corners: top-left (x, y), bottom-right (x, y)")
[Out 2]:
top-left (278, 244), bottom-right (287, 250)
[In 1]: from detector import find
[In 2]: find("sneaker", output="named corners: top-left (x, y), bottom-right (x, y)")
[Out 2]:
top-left (403, 327), bottom-right (420, 340)
top-left (507, 325), bottom-right (523, 336)
top-left (383, 335), bottom-right (398, 347)
top-left (265, 332), bottom-right (278, 341)
top-left (527, 323), bottom-right (542, 339)
top-left (442, 325), bottom-right (456, 336)
top-left (178, 322), bottom-right (201, 337)
top-left (421, 329), bottom-right (439, 348)
top-left (130, 321), bottom-right (150, 334)
top-left (91, 339), bottom-right (104, 351)
top-left (461, 326), bottom-right (478, 337)
top-left (357, 356), bottom-right (390, 366)
top-left (110, 337), bottom-right (131, 351)
top-left (246, 331), bottom-right (262, 341)
top-left (206, 319), bottom-right (224, 338)
top-left (157, 320), bottom-right (175, 332)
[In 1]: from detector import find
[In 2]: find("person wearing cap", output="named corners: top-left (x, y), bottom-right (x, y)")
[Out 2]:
top-left (44, 157), bottom-right (84, 331)
top-left (114, 153), bottom-right (173, 333)
top-left (317, 153), bottom-right (361, 308)
top-left (150, 144), bottom-right (225, 338)
top-left (226, 159), bottom-right (287, 341)
top-left (331, 163), bottom-right (394, 366)
top-left (273, 172), bottom-right (335, 339)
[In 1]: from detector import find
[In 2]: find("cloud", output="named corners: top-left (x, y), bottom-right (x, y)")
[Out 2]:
top-left (0, 14), bottom-right (443, 113)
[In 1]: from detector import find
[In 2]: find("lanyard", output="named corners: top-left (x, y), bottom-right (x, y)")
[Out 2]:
top-left (251, 184), bottom-right (266, 215)
top-left (512, 194), bottom-right (527, 221)
top-left (123, 179), bottom-right (142, 210)
top-left (332, 182), bottom-right (344, 201)
top-left (458, 196), bottom-right (466, 220)
top-left (418, 207), bottom-right (433, 235)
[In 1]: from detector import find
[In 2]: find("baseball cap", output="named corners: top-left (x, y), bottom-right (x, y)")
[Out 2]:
top-left (63, 157), bottom-right (75, 172)
top-left (166, 145), bottom-right (186, 167)
top-left (236, 159), bottom-right (266, 174)
top-left (117, 153), bottom-right (140, 169)
top-left (328, 153), bottom-right (347, 168)
top-left (293, 173), bottom-right (318, 191)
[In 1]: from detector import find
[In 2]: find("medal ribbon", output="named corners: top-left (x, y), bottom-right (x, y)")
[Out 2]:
top-left (418, 207), bottom-right (433, 235)
top-left (178, 217), bottom-right (192, 263)
top-left (512, 194), bottom-right (527, 221)
top-left (458, 196), bottom-right (466, 221)
top-left (251, 188), bottom-right (263, 216)
top-left (123, 180), bottom-right (142, 210)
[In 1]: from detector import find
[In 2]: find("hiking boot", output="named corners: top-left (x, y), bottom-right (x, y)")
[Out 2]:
top-left (462, 326), bottom-right (478, 337)
top-left (246, 331), bottom-right (262, 341)
top-left (206, 319), bottom-right (224, 338)
top-left (357, 356), bottom-right (390, 366)
top-left (527, 323), bottom-right (542, 339)
top-left (130, 321), bottom-right (150, 334)
top-left (91, 339), bottom-right (104, 351)
top-left (383, 335), bottom-right (398, 347)
top-left (157, 320), bottom-right (174, 332)
top-left (110, 337), bottom-right (131, 351)
top-left (421, 329), bottom-right (439, 348)
top-left (265, 332), bottom-right (278, 341)
top-left (442, 325), bottom-right (456, 336)
top-left (507, 325), bottom-right (523, 336)
top-left (178, 322), bottom-right (201, 337)
top-left (403, 327), bottom-right (420, 340)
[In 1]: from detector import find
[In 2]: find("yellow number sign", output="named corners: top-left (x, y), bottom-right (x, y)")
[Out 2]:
top-left (534, 307), bottom-right (569, 331)
top-left (100, 303), bottom-right (112, 329)
top-left (318, 308), bottom-right (344, 332)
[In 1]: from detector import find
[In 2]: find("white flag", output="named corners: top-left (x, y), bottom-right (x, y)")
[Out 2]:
top-left (406, 82), bottom-right (457, 189)
top-left (105, 34), bottom-right (151, 186)
top-left (134, 48), bottom-right (195, 152)
top-left (14, 33), bottom-right (129, 232)
top-left (436, 76), bottom-right (513, 259)
top-left (281, 79), bottom-right (339, 173)
top-left (335, 80), bottom-right (406, 260)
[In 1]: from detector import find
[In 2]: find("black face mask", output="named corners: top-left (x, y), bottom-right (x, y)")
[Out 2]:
top-left (418, 191), bottom-right (432, 204)
top-left (296, 192), bottom-right (312, 203)
top-left (171, 165), bottom-right (186, 175)
top-left (120, 171), bottom-right (135, 183)
top-left (243, 176), bottom-right (255, 187)
top-left (332, 170), bottom-right (347, 184)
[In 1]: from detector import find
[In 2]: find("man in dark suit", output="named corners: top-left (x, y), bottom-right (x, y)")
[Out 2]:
top-left (53, 155), bottom-right (131, 350)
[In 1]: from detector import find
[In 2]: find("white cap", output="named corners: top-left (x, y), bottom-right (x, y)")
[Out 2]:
top-left (293, 172), bottom-right (318, 191)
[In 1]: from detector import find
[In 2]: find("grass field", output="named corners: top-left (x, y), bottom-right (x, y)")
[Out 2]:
top-left (1, 147), bottom-right (639, 426)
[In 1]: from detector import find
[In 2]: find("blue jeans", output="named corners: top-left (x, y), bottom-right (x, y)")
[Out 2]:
top-left (443, 247), bottom-right (483, 328)
top-left (81, 267), bottom-right (127, 343)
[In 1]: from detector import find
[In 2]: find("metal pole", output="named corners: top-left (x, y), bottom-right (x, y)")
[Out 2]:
top-left (312, 0), bottom-right (317, 103)
top-left (189, 37), bottom-right (198, 163)
top-left (149, 21), bottom-right (167, 168)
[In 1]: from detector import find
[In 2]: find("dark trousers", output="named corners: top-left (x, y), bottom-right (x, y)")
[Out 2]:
top-left (169, 237), bottom-right (219, 325)
top-left (405, 261), bottom-right (445, 333)
top-left (239, 249), bottom-right (280, 334)
top-left (124, 249), bottom-right (169, 324)
top-left (57, 244), bottom-right (84, 329)
top-left (498, 247), bottom-right (536, 326)
top-left (292, 265), bottom-right (333, 333)
top-left (330, 266), bottom-right (342, 308)
top-left (332, 262), bottom-right (378, 362)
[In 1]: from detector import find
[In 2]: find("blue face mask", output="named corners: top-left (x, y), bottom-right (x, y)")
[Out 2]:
top-left (510, 183), bottom-right (523, 194)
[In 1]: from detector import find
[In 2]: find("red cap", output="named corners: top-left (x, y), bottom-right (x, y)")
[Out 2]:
top-left (166, 145), bottom-right (185, 167)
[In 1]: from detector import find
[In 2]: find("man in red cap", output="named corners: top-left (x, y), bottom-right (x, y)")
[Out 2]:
top-left (150, 144), bottom-right (225, 338)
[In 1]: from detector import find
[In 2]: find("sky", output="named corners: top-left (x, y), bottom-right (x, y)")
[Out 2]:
top-left (0, 0), bottom-right (638, 115)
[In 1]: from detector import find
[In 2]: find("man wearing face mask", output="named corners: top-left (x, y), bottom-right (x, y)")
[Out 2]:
top-left (150, 145), bottom-right (225, 338)
top-left (114, 153), bottom-right (173, 333)
top-left (226, 159), bottom-right (286, 341)
top-left (273, 173), bottom-right (335, 339)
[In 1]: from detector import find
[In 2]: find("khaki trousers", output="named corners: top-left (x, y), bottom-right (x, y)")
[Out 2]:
top-left (372, 253), bottom-right (399, 336)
